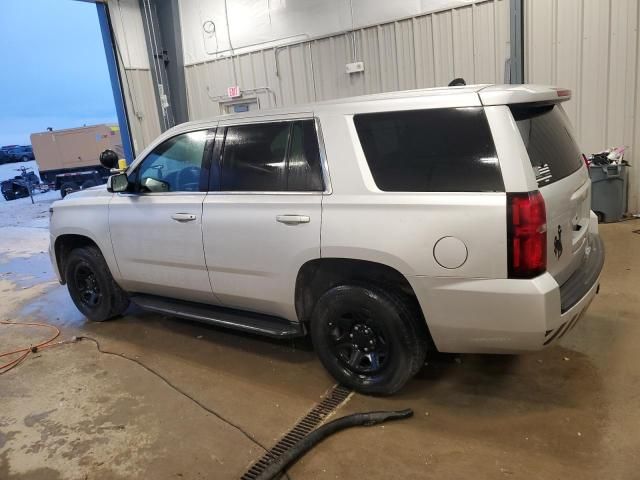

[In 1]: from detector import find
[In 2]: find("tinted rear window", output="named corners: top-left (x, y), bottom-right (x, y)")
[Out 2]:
top-left (353, 107), bottom-right (503, 192)
top-left (511, 105), bottom-right (582, 186)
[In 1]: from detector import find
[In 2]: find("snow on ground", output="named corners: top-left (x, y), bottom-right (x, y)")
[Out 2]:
top-left (0, 189), bottom-right (59, 228)
top-left (0, 189), bottom-right (59, 262)
top-left (0, 158), bottom-right (59, 233)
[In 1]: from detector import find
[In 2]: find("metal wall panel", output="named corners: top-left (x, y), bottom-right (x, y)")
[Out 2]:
top-left (122, 68), bottom-right (163, 152)
top-left (107, 0), bottom-right (162, 153)
top-left (525, 0), bottom-right (640, 212)
top-left (179, 0), bottom-right (507, 65)
top-left (184, 0), bottom-right (510, 120)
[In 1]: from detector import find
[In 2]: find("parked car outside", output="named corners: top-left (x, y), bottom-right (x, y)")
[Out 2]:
top-left (7, 145), bottom-right (35, 162)
top-left (48, 84), bottom-right (604, 395)
top-left (0, 150), bottom-right (12, 165)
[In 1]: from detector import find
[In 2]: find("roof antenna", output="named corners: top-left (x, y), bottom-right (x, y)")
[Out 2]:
top-left (448, 78), bottom-right (466, 87)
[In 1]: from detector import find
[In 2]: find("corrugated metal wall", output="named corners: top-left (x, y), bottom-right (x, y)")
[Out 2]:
top-left (184, 0), bottom-right (510, 120)
top-left (525, 0), bottom-right (639, 212)
top-left (107, 0), bottom-right (161, 153)
top-left (119, 68), bottom-right (163, 152)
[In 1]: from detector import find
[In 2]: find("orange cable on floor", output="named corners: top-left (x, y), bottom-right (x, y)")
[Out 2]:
top-left (0, 320), bottom-right (61, 374)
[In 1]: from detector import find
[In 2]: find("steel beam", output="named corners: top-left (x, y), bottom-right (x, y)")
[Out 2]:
top-left (96, 2), bottom-right (135, 162)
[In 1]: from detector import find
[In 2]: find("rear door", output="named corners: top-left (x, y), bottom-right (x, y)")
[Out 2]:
top-left (511, 104), bottom-right (590, 285)
top-left (201, 117), bottom-right (326, 321)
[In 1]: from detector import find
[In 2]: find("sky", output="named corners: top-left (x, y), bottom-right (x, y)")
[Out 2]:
top-left (0, 0), bottom-right (117, 147)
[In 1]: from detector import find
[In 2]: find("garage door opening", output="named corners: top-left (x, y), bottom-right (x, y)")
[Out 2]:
top-left (0, 0), bottom-right (123, 203)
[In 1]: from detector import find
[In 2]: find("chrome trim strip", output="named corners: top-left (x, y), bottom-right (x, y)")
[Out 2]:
top-left (117, 192), bottom-right (208, 197)
top-left (204, 191), bottom-right (323, 196)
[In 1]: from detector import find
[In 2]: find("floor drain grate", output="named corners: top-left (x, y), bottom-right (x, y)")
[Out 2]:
top-left (241, 384), bottom-right (352, 480)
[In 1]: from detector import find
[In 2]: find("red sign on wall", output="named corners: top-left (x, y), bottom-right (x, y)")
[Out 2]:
top-left (227, 86), bottom-right (241, 98)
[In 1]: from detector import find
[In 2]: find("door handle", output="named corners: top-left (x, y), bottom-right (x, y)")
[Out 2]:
top-left (276, 215), bottom-right (310, 225)
top-left (171, 213), bottom-right (197, 222)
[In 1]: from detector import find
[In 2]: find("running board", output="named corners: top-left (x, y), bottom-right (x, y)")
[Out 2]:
top-left (131, 294), bottom-right (305, 339)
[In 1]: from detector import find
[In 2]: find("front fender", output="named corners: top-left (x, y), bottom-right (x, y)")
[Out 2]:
top-left (50, 194), bottom-right (120, 281)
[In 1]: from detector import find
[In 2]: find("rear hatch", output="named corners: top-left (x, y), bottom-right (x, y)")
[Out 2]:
top-left (510, 103), bottom-right (591, 285)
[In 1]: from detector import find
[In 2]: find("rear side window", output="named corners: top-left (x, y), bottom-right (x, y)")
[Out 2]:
top-left (220, 120), bottom-right (324, 192)
top-left (353, 107), bottom-right (503, 192)
top-left (221, 122), bottom-right (288, 191)
top-left (511, 105), bottom-right (582, 186)
top-left (287, 121), bottom-right (323, 191)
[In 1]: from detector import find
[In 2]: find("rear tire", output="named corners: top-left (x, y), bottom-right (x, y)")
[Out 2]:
top-left (64, 246), bottom-right (129, 322)
top-left (310, 284), bottom-right (427, 395)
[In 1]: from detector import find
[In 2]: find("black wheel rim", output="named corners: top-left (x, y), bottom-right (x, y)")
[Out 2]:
top-left (73, 263), bottom-right (102, 308)
top-left (327, 310), bottom-right (390, 375)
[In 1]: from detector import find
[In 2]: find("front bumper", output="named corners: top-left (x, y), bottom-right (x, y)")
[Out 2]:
top-left (408, 233), bottom-right (604, 354)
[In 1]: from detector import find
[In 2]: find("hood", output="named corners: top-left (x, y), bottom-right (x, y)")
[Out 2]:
top-left (61, 184), bottom-right (111, 200)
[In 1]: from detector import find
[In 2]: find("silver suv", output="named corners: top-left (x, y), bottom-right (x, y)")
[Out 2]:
top-left (49, 84), bottom-right (604, 395)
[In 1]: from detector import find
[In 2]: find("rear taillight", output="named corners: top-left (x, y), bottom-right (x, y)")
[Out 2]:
top-left (507, 191), bottom-right (547, 278)
top-left (582, 153), bottom-right (589, 168)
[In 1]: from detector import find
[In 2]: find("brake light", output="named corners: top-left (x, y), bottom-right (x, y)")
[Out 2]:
top-left (507, 191), bottom-right (547, 278)
top-left (554, 88), bottom-right (572, 98)
top-left (582, 153), bottom-right (589, 168)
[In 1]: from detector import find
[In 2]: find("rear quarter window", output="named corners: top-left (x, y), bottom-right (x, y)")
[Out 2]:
top-left (510, 104), bottom-right (583, 186)
top-left (353, 107), bottom-right (503, 192)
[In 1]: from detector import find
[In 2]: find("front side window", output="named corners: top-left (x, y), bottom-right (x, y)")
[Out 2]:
top-left (136, 130), bottom-right (208, 193)
top-left (353, 107), bottom-right (503, 192)
top-left (219, 120), bottom-right (324, 192)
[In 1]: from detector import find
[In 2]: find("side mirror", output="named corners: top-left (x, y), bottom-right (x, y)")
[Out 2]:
top-left (100, 149), bottom-right (119, 169)
top-left (107, 173), bottom-right (129, 193)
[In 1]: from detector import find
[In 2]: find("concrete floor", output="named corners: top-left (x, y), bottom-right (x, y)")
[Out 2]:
top-left (1, 198), bottom-right (639, 479)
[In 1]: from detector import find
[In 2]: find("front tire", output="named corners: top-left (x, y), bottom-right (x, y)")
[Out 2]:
top-left (310, 284), bottom-right (427, 395)
top-left (64, 246), bottom-right (129, 321)
top-left (60, 182), bottom-right (76, 198)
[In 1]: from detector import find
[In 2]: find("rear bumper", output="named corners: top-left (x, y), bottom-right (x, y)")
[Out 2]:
top-left (409, 233), bottom-right (604, 354)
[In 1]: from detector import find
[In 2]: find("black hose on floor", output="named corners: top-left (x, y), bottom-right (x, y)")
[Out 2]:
top-left (254, 408), bottom-right (414, 480)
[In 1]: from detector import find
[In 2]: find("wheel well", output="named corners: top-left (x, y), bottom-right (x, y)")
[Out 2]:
top-left (295, 258), bottom-right (428, 332)
top-left (54, 234), bottom-right (99, 284)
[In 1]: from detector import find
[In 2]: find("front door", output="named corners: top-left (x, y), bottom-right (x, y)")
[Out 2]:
top-left (202, 118), bottom-right (326, 321)
top-left (109, 129), bottom-right (218, 304)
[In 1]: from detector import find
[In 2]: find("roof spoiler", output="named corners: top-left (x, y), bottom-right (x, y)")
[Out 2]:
top-left (479, 85), bottom-right (572, 106)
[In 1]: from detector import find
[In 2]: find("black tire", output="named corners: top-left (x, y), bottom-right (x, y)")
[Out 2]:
top-left (81, 180), bottom-right (97, 190)
top-left (64, 246), bottom-right (129, 322)
top-left (60, 182), bottom-right (76, 198)
top-left (310, 284), bottom-right (427, 395)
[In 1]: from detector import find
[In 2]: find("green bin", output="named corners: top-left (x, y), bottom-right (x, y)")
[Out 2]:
top-left (589, 163), bottom-right (628, 223)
